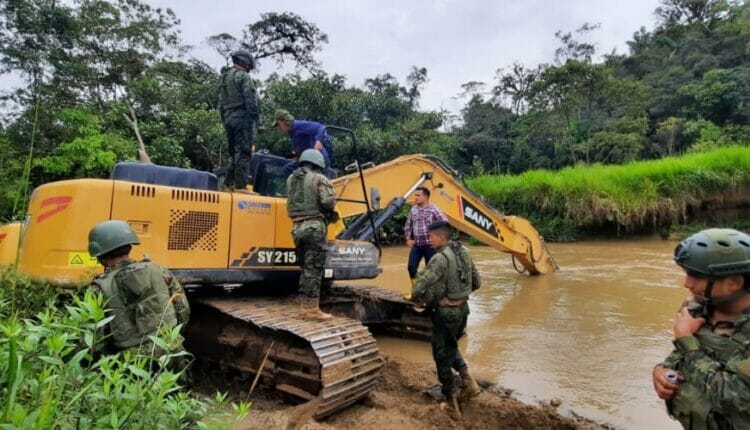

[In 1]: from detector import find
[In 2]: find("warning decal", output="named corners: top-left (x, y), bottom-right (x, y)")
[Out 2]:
top-left (68, 252), bottom-right (98, 267)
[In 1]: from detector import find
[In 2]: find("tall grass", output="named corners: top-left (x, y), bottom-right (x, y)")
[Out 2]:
top-left (0, 268), bottom-right (249, 428)
top-left (467, 146), bottom-right (750, 241)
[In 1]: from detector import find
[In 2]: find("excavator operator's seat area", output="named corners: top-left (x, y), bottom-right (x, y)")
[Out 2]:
top-left (111, 162), bottom-right (218, 191)
top-left (111, 151), bottom-right (337, 197)
top-left (250, 151), bottom-right (290, 196)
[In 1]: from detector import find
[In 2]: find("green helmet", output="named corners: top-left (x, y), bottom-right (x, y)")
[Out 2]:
top-left (88, 220), bottom-right (140, 257)
top-left (673, 228), bottom-right (750, 277)
top-left (299, 149), bottom-right (325, 169)
top-left (230, 50), bottom-right (255, 70)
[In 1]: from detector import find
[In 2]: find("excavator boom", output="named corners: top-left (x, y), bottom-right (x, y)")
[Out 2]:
top-left (333, 154), bottom-right (557, 275)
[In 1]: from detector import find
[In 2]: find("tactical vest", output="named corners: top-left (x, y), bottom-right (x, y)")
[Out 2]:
top-left (439, 242), bottom-right (473, 300)
top-left (668, 317), bottom-right (750, 430)
top-left (287, 168), bottom-right (325, 219)
top-left (92, 260), bottom-right (178, 350)
top-left (218, 68), bottom-right (245, 112)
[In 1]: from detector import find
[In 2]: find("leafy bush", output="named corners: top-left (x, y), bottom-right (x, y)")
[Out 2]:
top-left (0, 271), bottom-right (249, 429)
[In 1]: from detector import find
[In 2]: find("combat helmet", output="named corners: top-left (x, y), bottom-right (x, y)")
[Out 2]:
top-left (299, 149), bottom-right (325, 169)
top-left (230, 50), bottom-right (255, 70)
top-left (88, 220), bottom-right (140, 257)
top-left (673, 228), bottom-right (750, 277)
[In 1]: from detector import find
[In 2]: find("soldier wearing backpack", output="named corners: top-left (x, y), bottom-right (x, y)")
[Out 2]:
top-left (88, 220), bottom-right (190, 363)
top-left (410, 221), bottom-right (482, 420)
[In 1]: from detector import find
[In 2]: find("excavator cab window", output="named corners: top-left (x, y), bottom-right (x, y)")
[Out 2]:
top-left (250, 151), bottom-right (290, 196)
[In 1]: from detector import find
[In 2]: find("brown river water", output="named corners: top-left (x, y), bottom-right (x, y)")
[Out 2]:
top-left (358, 241), bottom-right (686, 430)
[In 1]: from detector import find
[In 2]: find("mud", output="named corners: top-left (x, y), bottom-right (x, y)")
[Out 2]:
top-left (230, 356), bottom-right (609, 430)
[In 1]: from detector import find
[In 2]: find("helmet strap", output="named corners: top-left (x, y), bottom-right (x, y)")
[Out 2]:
top-left (701, 278), bottom-right (750, 310)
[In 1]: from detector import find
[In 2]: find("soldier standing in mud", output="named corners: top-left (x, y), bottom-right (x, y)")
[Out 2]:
top-left (88, 220), bottom-right (190, 361)
top-left (652, 228), bottom-right (750, 429)
top-left (410, 221), bottom-right (482, 419)
top-left (286, 149), bottom-right (338, 320)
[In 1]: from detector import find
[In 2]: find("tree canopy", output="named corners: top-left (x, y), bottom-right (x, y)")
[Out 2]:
top-left (1, 0), bottom-right (750, 221)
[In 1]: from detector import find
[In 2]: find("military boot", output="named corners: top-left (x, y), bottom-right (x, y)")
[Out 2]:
top-left (301, 296), bottom-right (333, 321)
top-left (458, 366), bottom-right (481, 401)
top-left (439, 394), bottom-right (462, 420)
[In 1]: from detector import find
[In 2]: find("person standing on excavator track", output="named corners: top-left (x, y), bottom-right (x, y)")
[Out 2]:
top-left (87, 220), bottom-right (190, 365)
top-left (217, 50), bottom-right (260, 191)
top-left (410, 221), bottom-right (482, 420)
top-left (286, 149), bottom-right (339, 320)
top-left (404, 187), bottom-right (447, 285)
top-left (653, 228), bottom-right (750, 429)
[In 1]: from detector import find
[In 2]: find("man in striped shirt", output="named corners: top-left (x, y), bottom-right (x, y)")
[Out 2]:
top-left (404, 187), bottom-right (448, 284)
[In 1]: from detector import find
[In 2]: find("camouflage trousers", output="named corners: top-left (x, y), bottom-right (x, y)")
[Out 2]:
top-left (431, 302), bottom-right (469, 397)
top-left (223, 116), bottom-right (254, 189)
top-left (292, 218), bottom-right (327, 298)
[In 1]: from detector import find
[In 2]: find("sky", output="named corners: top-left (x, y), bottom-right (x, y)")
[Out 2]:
top-left (147, 0), bottom-right (663, 114)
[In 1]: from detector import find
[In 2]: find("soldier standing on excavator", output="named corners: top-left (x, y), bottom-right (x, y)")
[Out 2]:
top-left (217, 50), bottom-right (259, 191)
top-left (410, 221), bottom-right (482, 420)
top-left (286, 149), bottom-right (339, 320)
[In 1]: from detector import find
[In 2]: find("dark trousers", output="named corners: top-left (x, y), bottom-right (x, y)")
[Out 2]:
top-left (431, 303), bottom-right (469, 397)
top-left (408, 244), bottom-right (436, 279)
top-left (224, 117), bottom-right (254, 189)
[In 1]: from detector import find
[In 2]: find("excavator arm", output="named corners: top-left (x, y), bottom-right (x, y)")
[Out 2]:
top-left (332, 154), bottom-right (558, 275)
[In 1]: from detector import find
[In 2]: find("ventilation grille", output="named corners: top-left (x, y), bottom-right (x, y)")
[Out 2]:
top-left (171, 189), bottom-right (219, 204)
top-left (168, 210), bottom-right (219, 251)
top-left (131, 185), bottom-right (156, 198)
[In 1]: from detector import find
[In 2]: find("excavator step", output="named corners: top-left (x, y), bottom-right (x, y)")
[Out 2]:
top-left (185, 296), bottom-right (384, 418)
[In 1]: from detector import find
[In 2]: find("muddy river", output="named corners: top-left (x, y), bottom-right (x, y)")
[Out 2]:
top-left (359, 240), bottom-right (685, 430)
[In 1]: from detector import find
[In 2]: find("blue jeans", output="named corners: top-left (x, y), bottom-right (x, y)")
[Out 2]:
top-left (408, 244), bottom-right (436, 279)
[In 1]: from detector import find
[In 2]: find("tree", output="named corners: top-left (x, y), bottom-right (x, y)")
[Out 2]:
top-left (401, 66), bottom-right (429, 108)
top-left (210, 12), bottom-right (328, 72)
top-left (493, 63), bottom-right (539, 114)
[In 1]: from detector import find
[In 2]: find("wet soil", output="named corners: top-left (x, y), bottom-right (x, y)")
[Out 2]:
top-left (228, 356), bottom-right (609, 430)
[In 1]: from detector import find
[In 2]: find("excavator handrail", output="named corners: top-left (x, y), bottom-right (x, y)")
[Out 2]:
top-left (331, 154), bottom-right (558, 275)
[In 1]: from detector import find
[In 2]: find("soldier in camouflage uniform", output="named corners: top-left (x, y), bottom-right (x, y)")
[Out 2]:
top-left (217, 50), bottom-right (259, 191)
top-left (411, 221), bottom-right (482, 420)
top-left (286, 149), bottom-right (338, 320)
top-left (88, 220), bottom-right (190, 363)
top-left (653, 228), bottom-right (750, 429)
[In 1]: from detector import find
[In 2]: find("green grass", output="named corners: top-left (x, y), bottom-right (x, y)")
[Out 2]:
top-left (467, 146), bottom-right (750, 241)
top-left (0, 268), bottom-right (249, 428)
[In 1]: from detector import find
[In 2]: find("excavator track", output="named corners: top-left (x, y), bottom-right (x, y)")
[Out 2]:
top-left (185, 296), bottom-right (384, 418)
top-left (322, 283), bottom-right (433, 340)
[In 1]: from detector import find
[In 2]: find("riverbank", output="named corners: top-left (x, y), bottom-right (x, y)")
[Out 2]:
top-left (231, 357), bottom-right (609, 430)
top-left (467, 146), bottom-right (750, 241)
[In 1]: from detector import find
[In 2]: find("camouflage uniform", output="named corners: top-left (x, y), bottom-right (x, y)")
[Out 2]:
top-left (412, 240), bottom-right (481, 397)
top-left (659, 301), bottom-right (750, 429)
top-left (217, 66), bottom-right (260, 189)
top-left (286, 165), bottom-right (336, 298)
top-left (91, 258), bottom-right (190, 358)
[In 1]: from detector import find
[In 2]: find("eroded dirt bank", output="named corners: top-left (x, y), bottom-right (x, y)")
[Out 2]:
top-left (231, 357), bottom-right (610, 430)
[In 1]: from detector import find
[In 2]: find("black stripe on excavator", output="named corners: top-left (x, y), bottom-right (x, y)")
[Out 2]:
top-left (458, 195), bottom-right (499, 238)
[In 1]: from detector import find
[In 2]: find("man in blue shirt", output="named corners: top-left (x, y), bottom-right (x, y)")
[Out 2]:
top-left (274, 109), bottom-right (333, 176)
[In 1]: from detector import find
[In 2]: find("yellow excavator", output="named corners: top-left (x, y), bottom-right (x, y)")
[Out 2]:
top-left (0, 128), bottom-right (556, 417)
